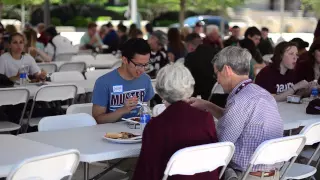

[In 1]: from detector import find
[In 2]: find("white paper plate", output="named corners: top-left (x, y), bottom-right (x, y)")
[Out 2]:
top-left (103, 133), bottom-right (142, 144)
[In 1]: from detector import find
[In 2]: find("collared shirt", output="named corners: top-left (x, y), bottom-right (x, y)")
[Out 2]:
top-left (80, 32), bottom-right (103, 48)
top-left (217, 79), bottom-right (283, 172)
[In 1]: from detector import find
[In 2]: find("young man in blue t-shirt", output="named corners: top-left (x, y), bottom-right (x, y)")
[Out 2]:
top-left (92, 38), bottom-right (155, 124)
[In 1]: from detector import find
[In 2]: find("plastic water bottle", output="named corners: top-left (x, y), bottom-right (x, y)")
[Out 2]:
top-left (19, 65), bottom-right (27, 86)
top-left (310, 85), bottom-right (318, 100)
top-left (139, 103), bottom-right (152, 133)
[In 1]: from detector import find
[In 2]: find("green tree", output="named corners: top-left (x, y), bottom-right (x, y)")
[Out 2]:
top-left (136, 0), bottom-right (244, 27)
top-left (302, 0), bottom-right (320, 17)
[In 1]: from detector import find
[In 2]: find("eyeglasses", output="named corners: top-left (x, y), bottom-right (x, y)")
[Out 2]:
top-left (129, 59), bottom-right (149, 70)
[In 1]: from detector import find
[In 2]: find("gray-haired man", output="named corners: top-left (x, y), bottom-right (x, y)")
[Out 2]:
top-left (189, 46), bottom-right (283, 180)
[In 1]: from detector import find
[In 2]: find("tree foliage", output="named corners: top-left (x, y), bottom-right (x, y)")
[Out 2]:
top-left (302, 0), bottom-right (320, 17)
top-left (1, 0), bottom-right (105, 5)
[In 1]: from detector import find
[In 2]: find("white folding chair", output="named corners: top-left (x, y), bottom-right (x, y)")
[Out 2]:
top-left (0, 88), bottom-right (29, 133)
top-left (71, 54), bottom-right (95, 62)
top-left (26, 84), bottom-right (78, 129)
top-left (38, 113), bottom-right (96, 132)
top-left (37, 63), bottom-right (58, 74)
top-left (66, 103), bottom-right (93, 115)
top-left (208, 82), bottom-right (224, 101)
top-left (284, 122), bottom-right (320, 179)
top-left (77, 49), bottom-right (92, 55)
top-left (240, 135), bottom-right (306, 180)
top-left (112, 60), bottom-right (122, 69)
top-left (59, 62), bottom-right (86, 72)
top-left (55, 53), bottom-right (76, 62)
top-left (71, 54), bottom-right (95, 69)
top-left (162, 142), bottom-right (235, 180)
top-left (153, 104), bottom-right (166, 117)
top-left (95, 54), bottom-right (117, 61)
top-left (50, 71), bottom-right (85, 82)
top-left (7, 149), bottom-right (80, 180)
top-left (85, 69), bottom-right (113, 80)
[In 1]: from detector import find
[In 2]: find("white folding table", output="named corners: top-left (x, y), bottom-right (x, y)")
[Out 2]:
top-left (278, 102), bottom-right (320, 130)
top-left (0, 134), bottom-right (64, 178)
top-left (48, 80), bottom-right (95, 93)
top-left (19, 122), bottom-right (141, 180)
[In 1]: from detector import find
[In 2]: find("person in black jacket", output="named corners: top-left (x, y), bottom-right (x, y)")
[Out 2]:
top-left (184, 44), bottom-right (218, 100)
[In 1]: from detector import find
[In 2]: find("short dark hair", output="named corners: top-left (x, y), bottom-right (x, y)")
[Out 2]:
top-left (290, 38), bottom-right (309, 50)
top-left (271, 41), bottom-right (298, 69)
top-left (244, 26), bottom-right (261, 38)
top-left (261, 27), bottom-right (269, 32)
top-left (87, 22), bottom-right (97, 29)
top-left (185, 33), bottom-right (201, 43)
top-left (118, 25), bottom-right (127, 33)
top-left (121, 38), bottom-right (151, 60)
top-left (106, 22), bottom-right (113, 28)
top-left (232, 25), bottom-right (240, 29)
top-left (145, 23), bottom-right (153, 34)
top-left (45, 26), bottom-right (58, 37)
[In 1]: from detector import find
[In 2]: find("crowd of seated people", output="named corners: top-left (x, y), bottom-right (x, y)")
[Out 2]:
top-left (1, 21), bottom-right (319, 180)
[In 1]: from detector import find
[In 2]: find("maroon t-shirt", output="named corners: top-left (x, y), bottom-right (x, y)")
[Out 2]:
top-left (255, 66), bottom-right (297, 94)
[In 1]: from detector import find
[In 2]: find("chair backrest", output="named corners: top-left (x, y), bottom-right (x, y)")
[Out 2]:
top-left (0, 88), bottom-right (30, 106)
top-left (66, 103), bottom-right (93, 115)
top-left (7, 149), bottom-right (80, 180)
top-left (299, 122), bottom-right (320, 165)
top-left (51, 71), bottom-right (85, 82)
top-left (85, 69), bottom-right (113, 80)
top-left (163, 142), bottom-right (235, 180)
top-left (71, 54), bottom-right (95, 62)
top-left (59, 62), bottom-right (86, 72)
top-left (0, 88), bottom-right (30, 126)
top-left (55, 53), bottom-right (75, 62)
top-left (33, 84), bottom-right (77, 102)
top-left (38, 113), bottom-right (97, 131)
top-left (153, 104), bottom-right (166, 117)
top-left (300, 122), bottom-right (320, 145)
top-left (241, 135), bottom-right (306, 180)
top-left (95, 54), bottom-right (117, 61)
top-left (37, 63), bottom-right (58, 74)
top-left (208, 82), bottom-right (224, 100)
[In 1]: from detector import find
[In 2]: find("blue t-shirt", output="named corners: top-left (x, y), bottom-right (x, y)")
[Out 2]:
top-left (92, 69), bottom-right (155, 119)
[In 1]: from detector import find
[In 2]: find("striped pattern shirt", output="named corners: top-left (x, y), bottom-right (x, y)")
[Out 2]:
top-left (217, 79), bottom-right (283, 172)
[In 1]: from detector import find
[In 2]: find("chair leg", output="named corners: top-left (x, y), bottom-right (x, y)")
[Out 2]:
top-left (84, 162), bottom-right (89, 180)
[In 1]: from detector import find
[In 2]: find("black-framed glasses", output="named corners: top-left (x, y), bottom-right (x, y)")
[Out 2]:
top-left (129, 59), bottom-right (149, 70)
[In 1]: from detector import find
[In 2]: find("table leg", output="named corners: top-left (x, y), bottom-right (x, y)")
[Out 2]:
top-left (84, 162), bottom-right (89, 180)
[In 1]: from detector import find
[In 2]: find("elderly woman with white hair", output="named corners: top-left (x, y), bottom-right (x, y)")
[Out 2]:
top-left (132, 62), bottom-right (219, 180)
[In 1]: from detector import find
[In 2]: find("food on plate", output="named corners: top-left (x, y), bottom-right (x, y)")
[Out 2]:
top-left (131, 117), bottom-right (140, 122)
top-left (105, 132), bottom-right (138, 139)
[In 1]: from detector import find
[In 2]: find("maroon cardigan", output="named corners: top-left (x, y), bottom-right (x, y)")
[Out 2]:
top-left (132, 101), bottom-right (219, 180)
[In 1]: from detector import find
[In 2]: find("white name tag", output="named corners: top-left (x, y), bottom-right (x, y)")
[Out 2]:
top-left (113, 85), bottom-right (123, 93)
